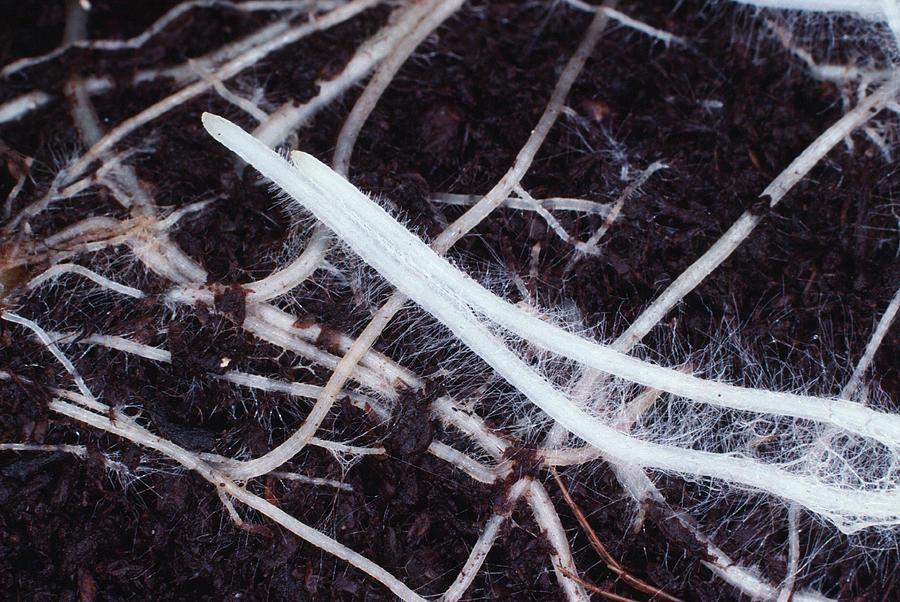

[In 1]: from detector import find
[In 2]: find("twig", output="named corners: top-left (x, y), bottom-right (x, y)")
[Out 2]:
top-left (551, 468), bottom-right (683, 602)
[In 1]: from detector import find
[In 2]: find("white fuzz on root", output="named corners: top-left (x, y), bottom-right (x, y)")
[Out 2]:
top-left (202, 113), bottom-right (900, 534)
top-left (730, 0), bottom-right (891, 20)
top-left (729, 0), bottom-right (900, 56)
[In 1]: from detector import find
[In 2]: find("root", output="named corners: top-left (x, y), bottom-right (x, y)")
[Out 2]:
top-left (4, 1), bottom-right (898, 598)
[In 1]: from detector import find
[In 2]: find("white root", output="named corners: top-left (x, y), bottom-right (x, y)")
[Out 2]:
top-left (332, 0), bottom-right (465, 175)
top-left (1, 0), bottom-right (332, 77)
top-left (245, 225), bottom-right (332, 302)
top-left (0, 442), bottom-right (87, 457)
top-left (842, 282), bottom-right (900, 399)
top-left (613, 72), bottom-right (900, 353)
top-left (525, 480), bottom-right (590, 602)
top-left (2, 310), bottom-right (99, 406)
top-left (730, 0), bottom-right (892, 19)
top-left (48, 397), bottom-right (426, 602)
top-left (430, 7), bottom-right (615, 255)
top-left (431, 192), bottom-right (613, 216)
top-left (252, 0), bottom-right (422, 148)
top-left (55, 0), bottom-right (383, 189)
top-left (202, 113), bottom-right (900, 531)
top-left (5, 1), bottom-right (899, 598)
top-left (219, 291), bottom-right (409, 480)
top-left (26, 263), bottom-right (146, 299)
top-left (439, 478), bottom-right (529, 602)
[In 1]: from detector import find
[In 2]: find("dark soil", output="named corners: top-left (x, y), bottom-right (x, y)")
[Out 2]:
top-left (1, 1), bottom-right (899, 600)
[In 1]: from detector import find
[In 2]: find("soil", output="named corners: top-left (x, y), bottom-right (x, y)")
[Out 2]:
top-left (1, 1), bottom-right (899, 600)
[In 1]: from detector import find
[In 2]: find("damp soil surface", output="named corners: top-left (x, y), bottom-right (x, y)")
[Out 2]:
top-left (1, 1), bottom-right (899, 600)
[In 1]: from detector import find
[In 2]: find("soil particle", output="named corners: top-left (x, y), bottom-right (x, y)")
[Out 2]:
top-left (213, 282), bottom-right (247, 326)
top-left (383, 388), bottom-right (435, 459)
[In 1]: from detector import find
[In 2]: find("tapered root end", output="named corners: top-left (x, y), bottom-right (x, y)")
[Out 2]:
top-left (289, 150), bottom-right (320, 170)
top-left (201, 112), bottom-right (228, 140)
